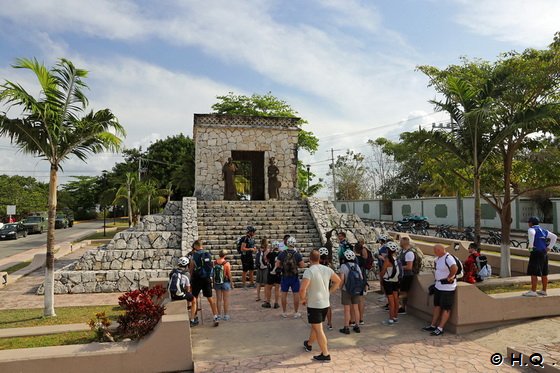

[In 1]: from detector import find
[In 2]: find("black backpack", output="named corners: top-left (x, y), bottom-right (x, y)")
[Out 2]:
top-left (236, 236), bottom-right (244, 254)
top-left (167, 269), bottom-right (181, 295)
top-left (213, 260), bottom-right (226, 285)
top-left (194, 251), bottom-right (213, 279)
top-left (282, 249), bottom-right (299, 276)
top-left (444, 253), bottom-right (464, 279)
top-left (344, 263), bottom-right (364, 296)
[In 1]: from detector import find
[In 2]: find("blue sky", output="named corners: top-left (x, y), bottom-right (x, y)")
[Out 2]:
top-left (0, 0), bottom-right (558, 195)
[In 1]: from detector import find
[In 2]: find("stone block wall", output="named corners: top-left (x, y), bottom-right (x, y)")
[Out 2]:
top-left (136, 215), bottom-right (181, 232)
top-left (193, 114), bottom-right (300, 200)
top-left (105, 231), bottom-right (181, 251)
top-left (73, 248), bottom-right (182, 271)
top-left (181, 197), bottom-right (198, 254)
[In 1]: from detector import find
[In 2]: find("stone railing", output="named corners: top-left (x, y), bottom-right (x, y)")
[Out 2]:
top-left (181, 197), bottom-right (198, 255)
top-left (73, 248), bottom-right (182, 271)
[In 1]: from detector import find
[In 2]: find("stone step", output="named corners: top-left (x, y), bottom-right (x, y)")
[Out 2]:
top-left (200, 235), bottom-right (321, 243)
top-left (203, 243), bottom-right (321, 251)
top-left (198, 231), bottom-right (320, 237)
top-left (197, 212), bottom-right (313, 218)
top-left (197, 200), bottom-right (306, 206)
top-left (197, 218), bottom-right (316, 225)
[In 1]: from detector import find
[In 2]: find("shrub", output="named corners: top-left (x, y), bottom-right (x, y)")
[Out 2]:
top-left (87, 312), bottom-right (114, 342)
top-left (116, 286), bottom-right (166, 340)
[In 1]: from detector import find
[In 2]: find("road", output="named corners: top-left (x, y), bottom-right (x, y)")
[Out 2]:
top-left (0, 220), bottom-right (103, 260)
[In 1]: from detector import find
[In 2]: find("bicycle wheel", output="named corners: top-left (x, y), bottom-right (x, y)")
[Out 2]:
top-left (510, 240), bottom-right (520, 247)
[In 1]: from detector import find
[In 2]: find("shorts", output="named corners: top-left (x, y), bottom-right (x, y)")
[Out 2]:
top-left (267, 272), bottom-right (281, 285)
top-left (214, 282), bottom-right (232, 291)
top-left (341, 290), bottom-right (361, 305)
top-left (400, 275), bottom-right (414, 292)
top-left (256, 268), bottom-right (269, 285)
top-left (171, 292), bottom-right (194, 302)
top-left (382, 280), bottom-right (400, 295)
top-left (527, 250), bottom-right (548, 276)
top-left (307, 307), bottom-right (329, 324)
top-left (241, 255), bottom-right (255, 272)
top-left (191, 276), bottom-right (213, 298)
top-left (280, 276), bottom-right (300, 292)
top-left (433, 288), bottom-right (455, 310)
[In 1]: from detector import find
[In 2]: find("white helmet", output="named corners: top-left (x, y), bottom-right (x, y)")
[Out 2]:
top-left (272, 241), bottom-right (280, 249)
top-left (178, 256), bottom-right (190, 267)
top-left (287, 236), bottom-right (297, 247)
top-left (318, 247), bottom-right (329, 256)
top-left (343, 250), bottom-right (356, 261)
top-left (386, 241), bottom-right (399, 252)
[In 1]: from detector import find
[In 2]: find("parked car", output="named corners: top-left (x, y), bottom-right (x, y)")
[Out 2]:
top-left (23, 215), bottom-right (48, 234)
top-left (0, 222), bottom-right (28, 240)
top-left (55, 214), bottom-right (69, 229)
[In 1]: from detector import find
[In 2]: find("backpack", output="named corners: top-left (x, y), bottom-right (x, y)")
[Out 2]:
top-left (533, 226), bottom-right (549, 251)
top-left (475, 255), bottom-right (491, 280)
top-left (364, 248), bottom-right (375, 270)
top-left (399, 247), bottom-right (424, 275)
top-left (236, 236), bottom-right (244, 254)
top-left (193, 251), bottom-right (213, 279)
top-left (344, 263), bottom-right (364, 296)
top-left (387, 258), bottom-right (403, 281)
top-left (282, 249), bottom-right (299, 276)
top-left (213, 260), bottom-right (227, 285)
top-left (444, 254), bottom-right (464, 279)
top-left (168, 269), bottom-right (181, 294)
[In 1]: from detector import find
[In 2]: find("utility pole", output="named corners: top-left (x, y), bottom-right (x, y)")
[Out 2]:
top-left (306, 164), bottom-right (311, 194)
top-left (138, 158), bottom-right (141, 181)
top-left (331, 148), bottom-right (337, 201)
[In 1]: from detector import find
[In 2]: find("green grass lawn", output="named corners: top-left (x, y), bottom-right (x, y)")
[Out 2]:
top-left (4, 260), bottom-right (31, 274)
top-left (0, 305), bottom-right (123, 329)
top-left (75, 227), bottom-right (128, 242)
top-left (480, 281), bottom-right (560, 294)
top-left (0, 330), bottom-right (96, 350)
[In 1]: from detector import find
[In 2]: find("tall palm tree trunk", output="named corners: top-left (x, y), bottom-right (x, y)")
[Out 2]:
top-left (499, 154), bottom-right (514, 277)
top-left (127, 180), bottom-right (132, 227)
top-left (44, 164), bottom-right (58, 317)
top-left (473, 173), bottom-right (482, 246)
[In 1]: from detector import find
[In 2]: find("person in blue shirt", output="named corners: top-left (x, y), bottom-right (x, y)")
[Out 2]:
top-left (523, 217), bottom-right (558, 297)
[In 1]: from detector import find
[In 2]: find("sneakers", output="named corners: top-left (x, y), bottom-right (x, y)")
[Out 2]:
top-left (189, 319), bottom-right (199, 327)
top-left (398, 307), bottom-right (406, 314)
top-left (273, 303), bottom-right (280, 309)
top-left (349, 321), bottom-right (356, 327)
top-left (422, 325), bottom-right (436, 332)
top-left (353, 325), bottom-right (361, 333)
top-left (262, 301), bottom-right (272, 308)
top-left (339, 327), bottom-right (350, 334)
top-left (392, 318), bottom-right (399, 324)
top-left (359, 320), bottom-right (365, 326)
top-left (382, 319), bottom-right (394, 326)
top-left (430, 328), bottom-right (444, 336)
top-left (281, 312), bottom-right (288, 318)
top-left (522, 290), bottom-right (538, 297)
top-left (537, 290), bottom-right (548, 296)
top-left (223, 315), bottom-right (230, 321)
top-left (313, 353), bottom-right (331, 362)
top-left (327, 324), bottom-right (333, 330)
top-left (294, 312), bottom-right (302, 319)
top-left (213, 316), bottom-right (219, 327)
top-left (303, 340), bottom-right (312, 352)
top-left (216, 315), bottom-right (222, 321)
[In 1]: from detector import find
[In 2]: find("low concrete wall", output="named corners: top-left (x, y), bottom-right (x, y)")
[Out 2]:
top-left (0, 300), bottom-right (193, 373)
top-left (408, 274), bottom-right (560, 334)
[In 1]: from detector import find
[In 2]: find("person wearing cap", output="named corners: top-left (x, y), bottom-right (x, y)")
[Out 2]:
top-left (524, 217), bottom-right (557, 297)
top-left (379, 241), bottom-right (400, 326)
top-left (240, 226), bottom-right (257, 289)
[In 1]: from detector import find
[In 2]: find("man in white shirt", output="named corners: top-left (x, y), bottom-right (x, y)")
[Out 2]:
top-left (299, 249), bottom-right (341, 362)
top-left (422, 244), bottom-right (457, 336)
top-left (524, 217), bottom-right (558, 297)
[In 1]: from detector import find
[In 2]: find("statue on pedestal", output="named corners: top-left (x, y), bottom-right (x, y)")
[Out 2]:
top-left (222, 157), bottom-right (238, 200)
top-left (267, 157), bottom-right (281, 199)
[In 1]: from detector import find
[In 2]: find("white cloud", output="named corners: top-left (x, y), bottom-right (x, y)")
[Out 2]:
top-left (453, 0), bottom-right (560, 47)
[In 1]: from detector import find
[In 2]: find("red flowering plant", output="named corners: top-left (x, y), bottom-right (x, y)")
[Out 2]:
top-left (117, 285), bottom-right (166, 340)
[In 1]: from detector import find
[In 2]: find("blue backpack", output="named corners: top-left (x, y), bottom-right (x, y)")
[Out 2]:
top-left (193, 251), bottom-right (213, 279)
top-left (344, 263), bottom-right (364, 296)
top-left (533, 226), bottom-right (549, 251)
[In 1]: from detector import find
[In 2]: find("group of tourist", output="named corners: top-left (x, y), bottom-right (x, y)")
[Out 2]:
top-left (166, 216), bottom-right (557, 362)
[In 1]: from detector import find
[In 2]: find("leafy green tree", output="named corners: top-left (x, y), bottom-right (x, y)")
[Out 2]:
top-left (0, 175), bottom-right (48, 216)
top-left (0, 58), bottom-right (125, 316)
top-left (212, 92), bottom-right (320, 195)
top-left (59, 176), bottom-right (101, 219)
top-left (327, 150), bottom-right (367, 200)
top-left (113, 172), bottom-right (140, 226)
top-left (418, 34), bottom-right (560, 276)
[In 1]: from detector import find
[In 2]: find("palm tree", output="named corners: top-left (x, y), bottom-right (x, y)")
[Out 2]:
top-left (113, 172), bottom-right (139, 227)
top-left (140, 179), bottom-right (166, 215)
top-left (0, 58), bottom-right (125, 316)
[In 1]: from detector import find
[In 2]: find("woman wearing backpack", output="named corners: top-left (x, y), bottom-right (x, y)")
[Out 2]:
top-left (339, 250), bottom-right (363, 334)
top-left (214, 249), bottom-right (233, 321)
top-left (463, 243), bottom-right (481, 284)
top-left (380, 241), bottom-right (400, 326)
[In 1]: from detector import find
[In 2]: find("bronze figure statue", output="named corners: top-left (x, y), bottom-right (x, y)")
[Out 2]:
top-left (222, 157), bottom-right (238, 200)
top-left (267, 157), bottom-right (281, 199)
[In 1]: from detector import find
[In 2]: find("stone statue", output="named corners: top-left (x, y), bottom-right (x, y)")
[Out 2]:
top-left (222, 157), bottom-right (238, 200)
top-left (267, 157), bottom-right (281, 199)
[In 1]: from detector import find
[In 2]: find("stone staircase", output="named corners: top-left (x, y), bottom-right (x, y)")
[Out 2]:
top-left (197, 200), bottom-right (322, 284)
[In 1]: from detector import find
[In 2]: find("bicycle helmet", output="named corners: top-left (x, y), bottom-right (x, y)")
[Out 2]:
top-left (386, 241), bottom-right (399, 252)
top-left (271, 241), bottom-right (280, 249)
top-left (318, 247), bottom-right (329, 256)
top-left (178, 256), bottom-right (190, 267)
top-left (246, 225), bottom-right (256, 233)
top-left (287, 236), bottom-right (297, 247)
top-left (528, 216), bottom-right (540, 225)
top-left (343, 249), bottom-right (356, 261)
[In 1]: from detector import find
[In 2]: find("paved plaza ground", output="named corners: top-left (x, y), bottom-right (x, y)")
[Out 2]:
top-left (1, 244), bottom-right (558, 372)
